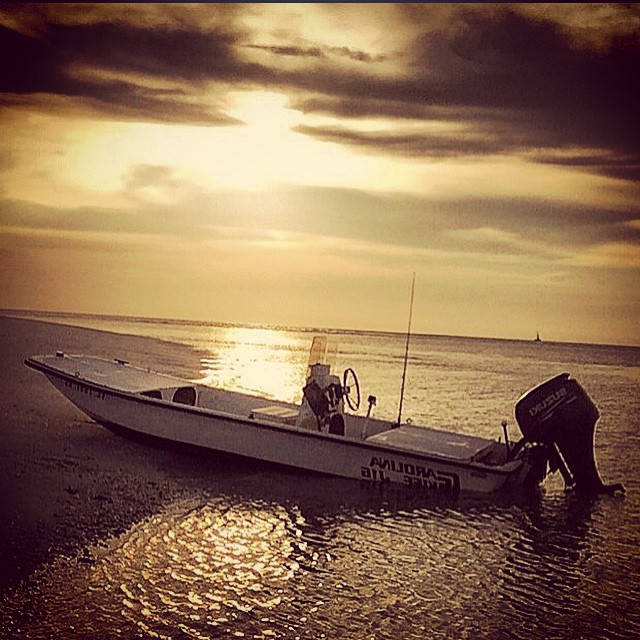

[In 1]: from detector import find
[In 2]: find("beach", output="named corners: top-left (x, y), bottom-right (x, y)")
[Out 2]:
top-left (0, 315), bottom-right (206, 594)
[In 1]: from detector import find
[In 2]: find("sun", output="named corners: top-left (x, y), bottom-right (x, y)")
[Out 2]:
top-left (229, 90), bottom-right (301, 133)
top-left (211, 89), bottom-right (377, 190)
top-left (1, 88), bottom-right (421, 208)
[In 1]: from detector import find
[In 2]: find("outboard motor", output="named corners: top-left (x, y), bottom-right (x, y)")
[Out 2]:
top-left (515, 373), bottom-right (624, 494)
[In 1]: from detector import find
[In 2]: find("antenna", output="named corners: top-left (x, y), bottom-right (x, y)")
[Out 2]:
top-left (397, 272), bottom-right (415, 428)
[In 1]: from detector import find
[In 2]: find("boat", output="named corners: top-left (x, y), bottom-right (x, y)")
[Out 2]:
top-left (535, 331), bottom-right (542, 342)
top-left (24, 337), bottom-right (623, 495)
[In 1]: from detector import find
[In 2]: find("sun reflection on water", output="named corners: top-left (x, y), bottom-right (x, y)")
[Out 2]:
top-left (196, 327), bottom-right (310, 403)
top-left (4, 500), bottom-right (319, 640)
top-left (112, 503), bottom-right (303, 637)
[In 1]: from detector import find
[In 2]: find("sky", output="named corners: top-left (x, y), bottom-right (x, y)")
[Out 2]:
top-left (0, 3), bottom-right (639, 346)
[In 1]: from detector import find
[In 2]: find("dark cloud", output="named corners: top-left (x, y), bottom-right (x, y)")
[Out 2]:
top-left (0, 24), bottom-right (67, 94)
top-left (533, 152), bottom-right (640, 183)
top-left (291, 8), bottom-right (640, 181)
top-left (294, 116), bottom-right (640, 183)
top-left (0, 21), bottom-right (250, 124)
top-left (247, 44), bottom-right (324, 59)
top-left (0, 5), bottom-right (638, 178)
top-left (247, 42), bottom-right (382, 64)
top-left (292, 123), bottom-right (516, 158)
top-left (438, 9), bottom-right (640, 152)
top-left (48, 22), bottom-right (243, 82)
top-left (328, 45), bottom-right (382, 63)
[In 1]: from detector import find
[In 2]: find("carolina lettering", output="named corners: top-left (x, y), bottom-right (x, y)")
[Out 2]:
top-left (367, 456), bottom-right (459, 492)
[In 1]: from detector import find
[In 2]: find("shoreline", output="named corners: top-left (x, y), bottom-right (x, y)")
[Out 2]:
top-left (4, 309), bottom-right (640, 350)
top-left (0, 316), bottom-right (209, 595)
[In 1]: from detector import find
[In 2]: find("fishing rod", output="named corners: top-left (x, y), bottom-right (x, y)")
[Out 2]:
top-left (397, 272), bottom-right (415, 428)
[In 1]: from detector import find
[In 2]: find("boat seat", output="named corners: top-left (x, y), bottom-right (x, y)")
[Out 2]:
top-left (250, 405), bottom-right (299, 425)
top-left (172, 386), bottom-right (197, 406)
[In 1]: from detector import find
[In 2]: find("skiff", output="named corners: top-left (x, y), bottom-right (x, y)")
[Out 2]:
top-left (25, 337), bottom-right (622, 495)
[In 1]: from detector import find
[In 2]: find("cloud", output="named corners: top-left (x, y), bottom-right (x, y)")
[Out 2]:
top-left (517, 3), bottom-right (640, 52)
top-left (291, 7), bottom-right (640, 181)
top-left (565, 240), bottom-right (640, 269)
top-left (47, 22), bottom-right (242, 83)
top-left (247, 42), bottom-right (384, 64)
top-left (122, 163), bottom-right (196, 204)
top-left (441, 9), bottom-right (640, 152)
top-left (292, 123), bottom-right (512, 159)
top-left (445, 226), bottom-right (566, 260)
top-left (1, 3), bottom-right (638, 181)
top-left (0, 9), bottom-right (637, 208)
top-left (246, 44), bottom-right (324, 59)
top-left (531, 150), bottom-right (640, 183)
top-left (2, 166), bottom-right (636, 271)
top-left (0, 20), bottom-right (246, 124)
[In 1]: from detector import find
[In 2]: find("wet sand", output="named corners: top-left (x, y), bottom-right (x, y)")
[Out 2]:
top-left (0, 315), bottom-right (209, 595)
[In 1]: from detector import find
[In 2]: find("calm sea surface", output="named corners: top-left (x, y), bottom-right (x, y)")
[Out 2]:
top-left (5, 312), bottom-right (640, 639)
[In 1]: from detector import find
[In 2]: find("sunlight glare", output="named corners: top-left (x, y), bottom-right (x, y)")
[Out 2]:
top-left (197, 326), bottom-right (309, 402)
top-left (230, 90), bottom-right (302, 133)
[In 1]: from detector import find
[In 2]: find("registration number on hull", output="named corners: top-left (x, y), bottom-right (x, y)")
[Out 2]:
top-left (64, 379), bottom-right (106, 400)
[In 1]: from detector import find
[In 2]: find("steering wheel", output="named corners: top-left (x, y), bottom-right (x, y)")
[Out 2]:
top-left (342, 367), bottom-right (361, 412)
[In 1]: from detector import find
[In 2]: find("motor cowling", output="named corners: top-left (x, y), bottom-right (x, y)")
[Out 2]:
top-left (515, 373), bottom-right (623, 494)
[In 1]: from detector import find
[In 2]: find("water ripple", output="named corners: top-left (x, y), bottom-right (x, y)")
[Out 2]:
top-left (3, 499), bottom-right (325, 639)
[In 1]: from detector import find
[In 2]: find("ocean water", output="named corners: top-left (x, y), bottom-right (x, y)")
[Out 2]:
top-left (4, 312), bottom-right (640, 639)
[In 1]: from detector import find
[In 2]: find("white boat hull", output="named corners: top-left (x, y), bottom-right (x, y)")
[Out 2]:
top-left (26, 354), bottom-right (534, 494)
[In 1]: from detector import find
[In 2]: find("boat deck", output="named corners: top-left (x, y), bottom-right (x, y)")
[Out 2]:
top-left (28, 353), bottom-right (499, 463)
top-left (366, 425), bottom-right (495, 462)
top-left (29, 354), bottom-right (187, 393)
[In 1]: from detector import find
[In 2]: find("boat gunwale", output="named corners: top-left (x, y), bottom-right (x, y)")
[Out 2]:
top-left (24, 356), bottom-right (519, 476)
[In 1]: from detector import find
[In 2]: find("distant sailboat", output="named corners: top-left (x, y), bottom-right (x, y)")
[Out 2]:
top-left (534, 331), bottom-right (542, 342)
